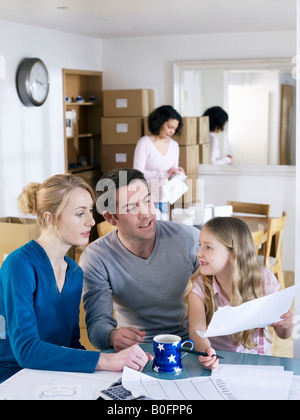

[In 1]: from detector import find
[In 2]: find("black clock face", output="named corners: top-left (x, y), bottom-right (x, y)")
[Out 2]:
top-left (16, 58), bottom-right (50, 107)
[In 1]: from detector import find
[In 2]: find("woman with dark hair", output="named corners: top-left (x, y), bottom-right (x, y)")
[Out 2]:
top-left (202, 106), bottom-right (233, 165)
top-left (133, 105), bottom-right (184, 218)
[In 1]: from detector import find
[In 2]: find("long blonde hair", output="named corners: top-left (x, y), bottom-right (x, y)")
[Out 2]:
top-left (17, 173), bottom-right (95, 230)
top-left (184, 217), bottom-right (266, 350)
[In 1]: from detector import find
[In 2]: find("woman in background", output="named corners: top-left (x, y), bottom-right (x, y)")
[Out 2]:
top-left (202, 106), bottom-right (233, 165)
top-left (133, 105), bottom-right (184, 218)
top-left (0, 174), bottom-right (152, 383)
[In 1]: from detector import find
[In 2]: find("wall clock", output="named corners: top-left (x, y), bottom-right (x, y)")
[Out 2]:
top-left (16, 58), bottom-right (50, 107)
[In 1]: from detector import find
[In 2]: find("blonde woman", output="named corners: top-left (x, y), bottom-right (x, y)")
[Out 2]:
top-left (0, 174), bottom-right (152, 383)
top-left (184, 217), bottom-right (293, 370)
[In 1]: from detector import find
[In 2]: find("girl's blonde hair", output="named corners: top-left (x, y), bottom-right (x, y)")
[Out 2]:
top-left (184, 217), bottom-right (266, 350)
top-left (17, 173), bottom-right (95, 229)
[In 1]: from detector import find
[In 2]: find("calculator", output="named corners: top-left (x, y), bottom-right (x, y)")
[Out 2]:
top-left (98, 384), bottom-right (147, 400)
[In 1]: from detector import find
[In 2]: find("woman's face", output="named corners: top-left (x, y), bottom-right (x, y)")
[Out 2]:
top-left (56, 187), bottom-right (95, 247)
top-left (159, 119), bottom-right (179, 140)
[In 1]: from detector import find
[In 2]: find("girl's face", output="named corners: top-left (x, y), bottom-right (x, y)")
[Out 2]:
top-left (56, 187), bottom-right (95, 247)
top-left (197, 227), bottom-right (233, 279)
top-left (159, 119), bottom-right (179, 140)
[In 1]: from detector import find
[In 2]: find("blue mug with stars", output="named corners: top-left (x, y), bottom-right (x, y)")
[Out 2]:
top-left (152, 334), bottom-right (194, 374)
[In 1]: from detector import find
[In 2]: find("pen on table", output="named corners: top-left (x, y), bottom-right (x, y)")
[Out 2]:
top-left (180, 348), bottom-right (224, 359)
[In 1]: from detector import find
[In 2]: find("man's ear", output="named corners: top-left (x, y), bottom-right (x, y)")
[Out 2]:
top-left (102, 211), bottom-right (117, 226)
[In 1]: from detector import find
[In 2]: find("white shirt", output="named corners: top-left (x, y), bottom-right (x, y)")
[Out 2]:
top-left (210, 133), bottom-right (231, 165)
top-left (133, 136), bottom-right (179, 202)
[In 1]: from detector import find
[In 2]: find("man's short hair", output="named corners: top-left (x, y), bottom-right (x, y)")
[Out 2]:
top-left (95, 168), bottom-right (149, 215)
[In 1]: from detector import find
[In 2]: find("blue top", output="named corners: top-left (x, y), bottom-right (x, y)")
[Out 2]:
top-left (0, 240), bottom-right (100, 381)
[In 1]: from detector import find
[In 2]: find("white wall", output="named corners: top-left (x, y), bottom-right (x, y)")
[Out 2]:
top-left (0, 20), bottom-right (102, 217)
top-left (102, 31), bottom-right (296, 104)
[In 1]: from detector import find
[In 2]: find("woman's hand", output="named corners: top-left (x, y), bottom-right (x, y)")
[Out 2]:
top-left (96, 344), bottom-right (153, 372)
top-left (198, 347), bottom-right (219, 370)
top-left (167, 167), bottom-right (183, 177)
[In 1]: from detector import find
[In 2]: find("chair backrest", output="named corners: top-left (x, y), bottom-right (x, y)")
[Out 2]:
top-left (97, 220), bottom-right (116, 237)
top-left (264, 211), bottom-right (287, 266)
top-left (227, 201), bottom-right (271, 218)
top-left (252, 227), bottom-right (265, 255)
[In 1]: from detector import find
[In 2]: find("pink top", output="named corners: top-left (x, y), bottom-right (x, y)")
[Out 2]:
top-left (191, 268), bottom-right (280, 355)
top-left (133, 136), bottom-right (179, 202)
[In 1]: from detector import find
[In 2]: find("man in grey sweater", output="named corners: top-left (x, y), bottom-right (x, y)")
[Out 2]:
top-left (80, 169), bottom-right (199, 351)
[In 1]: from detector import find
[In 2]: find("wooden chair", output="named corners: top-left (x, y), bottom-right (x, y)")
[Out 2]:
top-left (257, 211), bottom-right (287, 290)
top-left (252, 227), bottom-right (265, 255)
top-left (97, 220), bottom-right (116, 237)
top-left (227, 201), bottom-right (271, 218)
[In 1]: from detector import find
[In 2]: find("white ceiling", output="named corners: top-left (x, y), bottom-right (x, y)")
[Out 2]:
top-left (0, 0), bottom-right (296, 39)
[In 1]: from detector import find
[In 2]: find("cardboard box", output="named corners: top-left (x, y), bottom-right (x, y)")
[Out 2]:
top-left (103, 89), bottom-right (155, 117)
top-left (175, 117), bottom-right (197, 145)
top-left (173, 173), bottom-right (199, 209)
top-left (0, 217), bottom-right (40, 267)
top-left (199, 143), bottom-right (210, 164)
top-left (198, 116), bottom-right (210, 144)
top-left (179, 145), bottom-right (199, 175)
top-left (101, 145), bottom-right (135, 173)
top-left (101, 117), bottom-right (143, 145)
top-left (143, 117), bottom-right (150, 136)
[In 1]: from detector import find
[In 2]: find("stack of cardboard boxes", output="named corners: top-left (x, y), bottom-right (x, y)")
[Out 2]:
top-left (101, 89), bottom-right (155, 173)
top-left (198, 115), bottom-right (210, 164)
top-left (101, 91), bottom-right (209, 208)
top-left (174, 115), bottom-right (210, 207)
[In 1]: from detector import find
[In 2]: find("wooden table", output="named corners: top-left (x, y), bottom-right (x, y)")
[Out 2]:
top-left (236, 215), bottom-right (269, 234)
top-left (234, 216), bottom-right (270, 249)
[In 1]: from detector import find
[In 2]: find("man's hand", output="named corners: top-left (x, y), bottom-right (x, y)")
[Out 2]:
top-left (109, 327), bottom-right (146, 352)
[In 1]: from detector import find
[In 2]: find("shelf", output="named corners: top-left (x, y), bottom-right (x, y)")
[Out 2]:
top-left (66, 101), bottom-right (101, 106)
top-left (69, 164), bottom-right (101, 174)
top-left (63, 68), bottom-right (103, 184)
top-left (67, 133), bottom-right (100, 139)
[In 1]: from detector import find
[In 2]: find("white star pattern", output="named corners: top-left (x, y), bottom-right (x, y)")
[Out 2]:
top-left (153, 365), bottom-right (160, 372)
top-left (157, 343), bottom-right (165, 351)
top-left (174, 366), bottom-right (182, 372)
top-left (168, 354), bottom-right (176, 363)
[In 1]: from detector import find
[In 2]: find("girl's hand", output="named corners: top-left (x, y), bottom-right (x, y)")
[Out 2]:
top-left (198, 347), bottom-right (219, 370)
top-left (273, 310), bottom-right (294, 331)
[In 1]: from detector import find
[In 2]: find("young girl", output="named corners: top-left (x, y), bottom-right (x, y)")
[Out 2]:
top-left (185, 217), bottom-right (293, 370)
top-left (0, 174), bottom-right (152, 383)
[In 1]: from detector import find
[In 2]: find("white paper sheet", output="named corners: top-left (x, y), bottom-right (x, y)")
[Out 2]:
top-left (212, 364), bottom-right (293, 400)
top-left (0, 368), bottom-right (121, 400)
top-left (162, 173), bottom-right (188, 205)
top-left (122, 367), bottom-right (237, 400)
top-left (288, 375), bottom-right (300, 400)
top-left (197, 284), bottom-right (299, 338)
